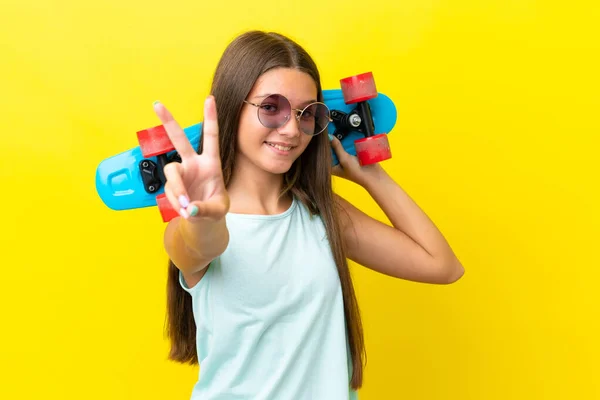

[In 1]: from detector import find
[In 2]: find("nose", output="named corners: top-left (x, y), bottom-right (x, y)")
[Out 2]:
top-left (277, 112), bottom-right (302, 137)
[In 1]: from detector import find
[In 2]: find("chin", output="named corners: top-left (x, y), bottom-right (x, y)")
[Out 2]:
top-left (261, 159), bottom-right (296, 175)
top-left (258, 142), bottom-right (303, 174)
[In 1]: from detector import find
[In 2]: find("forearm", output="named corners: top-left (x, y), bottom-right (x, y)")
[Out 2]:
top-left (164, 217), bottom-right (229, 274)
top-left (362, 165), bottom-right (459, 265)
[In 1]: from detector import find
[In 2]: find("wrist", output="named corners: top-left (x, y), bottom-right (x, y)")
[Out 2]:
top-left (359, 163), bottom-right (389, 191)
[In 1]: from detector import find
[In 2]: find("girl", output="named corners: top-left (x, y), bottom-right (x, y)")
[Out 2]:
top-left (153, 30), bottom-right (463, 400)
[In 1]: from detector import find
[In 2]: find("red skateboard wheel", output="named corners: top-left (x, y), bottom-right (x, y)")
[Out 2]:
top-left (137, 125), bottom-right (175, 158)
top-left (354, 134), bottom-right (392, 166)
top-left (156, 193), bottom-right (179, 222)
top-left (340, 72), bottom-right (378, 104)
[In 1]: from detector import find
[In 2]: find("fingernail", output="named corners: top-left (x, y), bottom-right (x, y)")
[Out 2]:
top-left (328, 134), bottom-right (334, 141)
top-left (179, 208), bottom-right (189, 219)
top-left (189, 205), bottom-right (199, 217)
top-left (178, 195), bottom-right (189, 208)
top-left (153, 100), bottom-right (160, 106)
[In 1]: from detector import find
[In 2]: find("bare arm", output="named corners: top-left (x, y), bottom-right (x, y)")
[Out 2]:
top-left (154, 96), bottom-right (230, 288)
top-left (330, 139), bottom-right (464, 284)
top-left (164, 216), bottom-right (229, 286)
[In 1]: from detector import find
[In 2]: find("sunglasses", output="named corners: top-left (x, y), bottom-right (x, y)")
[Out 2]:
top-left (244, 94), bottom-right (332, 136)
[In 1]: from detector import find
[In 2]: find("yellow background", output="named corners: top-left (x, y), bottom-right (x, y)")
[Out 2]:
top-left (1, 0), bottom-right (598, 399)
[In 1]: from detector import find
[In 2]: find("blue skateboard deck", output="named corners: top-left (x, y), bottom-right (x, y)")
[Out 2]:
top-left (95, 88), bottom-right (397, 213)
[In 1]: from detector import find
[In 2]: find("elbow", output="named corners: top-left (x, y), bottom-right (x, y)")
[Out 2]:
top-left (442, 258), bottom-right (465, 284)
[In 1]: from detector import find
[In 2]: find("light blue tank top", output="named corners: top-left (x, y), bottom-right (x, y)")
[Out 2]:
top-left (179, 196), bottom-right (359, 399)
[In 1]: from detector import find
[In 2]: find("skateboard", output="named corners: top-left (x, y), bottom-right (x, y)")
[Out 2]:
top-left (95, 72), bottom-right (397, 222)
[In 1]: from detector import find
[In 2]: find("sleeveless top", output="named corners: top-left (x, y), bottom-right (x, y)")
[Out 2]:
top-left (179, 196), bottom-right (359, 400)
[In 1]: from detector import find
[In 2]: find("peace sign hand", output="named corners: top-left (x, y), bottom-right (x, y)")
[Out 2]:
top-left (154, 96), bottom-right (230, 222)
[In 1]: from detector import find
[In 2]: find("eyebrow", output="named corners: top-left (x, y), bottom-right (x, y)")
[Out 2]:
top-left (253, 93), bottom-right (318, 107)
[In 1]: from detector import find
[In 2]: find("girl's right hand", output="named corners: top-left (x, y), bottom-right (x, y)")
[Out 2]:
top-left (153, 96), bottom-right (230, 222)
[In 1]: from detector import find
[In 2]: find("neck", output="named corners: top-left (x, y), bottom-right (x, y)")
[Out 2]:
top-left (226, 162), bottom-right (293, 215)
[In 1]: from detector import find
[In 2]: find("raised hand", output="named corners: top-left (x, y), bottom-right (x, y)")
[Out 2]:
top-left (153, 96), bottom-right (230, 221)
top-left (329, 135), bottom-right (382, 188)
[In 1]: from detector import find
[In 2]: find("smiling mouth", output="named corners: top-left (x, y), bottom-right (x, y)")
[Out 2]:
top-left (265, 142), bottom-right (295, 152)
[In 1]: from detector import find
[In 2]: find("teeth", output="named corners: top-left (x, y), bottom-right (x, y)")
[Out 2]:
top-left (267, 143), bottom-right (292, 151)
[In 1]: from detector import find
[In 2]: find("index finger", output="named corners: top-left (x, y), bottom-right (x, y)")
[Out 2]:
top-left (201, 96), bottom-right (220, 158)
top-left (153, 101), bottom-right (197, 160)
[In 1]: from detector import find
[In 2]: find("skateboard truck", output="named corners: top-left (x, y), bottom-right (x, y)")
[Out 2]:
top-left (136, 125), bottom-right (182, 222)
top-left (332, 72), bottom-right (392, 166)
top-left (139, 159), bottom-right (163, 194)
top-left (138, 152), bottom-right (181, 194)
top-left (330, 103), bottom-right (375, 141)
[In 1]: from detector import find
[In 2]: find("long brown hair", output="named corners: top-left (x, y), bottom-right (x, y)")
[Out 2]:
top-left (165, 30), bottom-right (366, 389)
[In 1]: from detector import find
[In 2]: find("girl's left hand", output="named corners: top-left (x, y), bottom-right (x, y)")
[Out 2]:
top-left (329, 134), bottom-right (383, 187)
